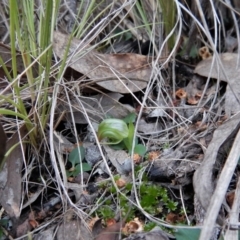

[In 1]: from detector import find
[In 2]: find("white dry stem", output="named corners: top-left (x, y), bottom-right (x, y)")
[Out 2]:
top-left (199, 125), bottom-right (240, 240)
top-left (224, 177), bottom-right (240, 239)
top-left (179, 186), bottom-right (191, 225)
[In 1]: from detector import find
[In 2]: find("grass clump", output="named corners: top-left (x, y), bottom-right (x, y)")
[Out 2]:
top-left (0, 0), bottom-right (61, 147)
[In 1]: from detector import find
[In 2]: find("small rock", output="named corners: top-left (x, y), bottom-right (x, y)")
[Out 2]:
top-left (85, 145), bottom-right (102, 166)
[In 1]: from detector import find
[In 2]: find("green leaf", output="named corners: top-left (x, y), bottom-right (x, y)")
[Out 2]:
top-left (175, 228), bottom-right (201, 240)
top-left (189, 45), bottom-right (198, 58)
top-left (0, 219), bottom-right (8, 228)
top-left (0, 219), bottom-right (9, 239)
top-left (140, 183), bottom-right (148, 194)
top-left (166, 201), bottom-right (178, 211)
top-left (144, 222), bottom-right (157, 232)
top-left (110, 141), bottom-right (126, 150)
top-left (74, 163), bottom-right (92, 174)
top-left (98, 119), bottom-right (129, 144)
top-left (147, 185), bottom-right (160, 198)
top-left (125, 183), bottom-right (133, 192)
top-left (123, 113), bottom-right (136, 123)
top-left (98, 206), bottom-right (115, 220)
top-left (123, 122), bottom-right (136, 152)
top-left (67, 163), bottom-right (92, 177)
top-left (134, 144), bottom-right (146, 156)
top-left (68, 146), bottom-right (85, 167)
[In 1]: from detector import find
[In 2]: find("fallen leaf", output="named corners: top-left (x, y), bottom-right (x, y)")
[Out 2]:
top-left (58, 92), bottom-right (135, 124)
top-left (124, 226), bottom-right (173, 240)
top-left (194, 53), bottom-right (240, 115)
top-left (106, 218), bottom-right (117, 227)
top-left (0, 125), bottom-right (27, 218)
top-left (16, 218), bottom-right (33, 238)
top-left (137, 118), bottom-right (163, 134)
top-left (16, 211), bottom-right (38, 237)
top-left (53, 131), bottom-right (74, 154)
top-left (0, 122), bottom-right (7, 165)
top-left (56, 219), bottom-right (92, 240)
top-left (92, 219), bottom-right (104, 237)
top-left (225, 83), bottom-right (240, 116)
top-left (88, 217), bottom-right (100, 231)
top-left (226, 191), bottom-right (235, 208)
top-left (53, 31), bottom-right (164, 93)
top-left (193, 114), bottom-right (240, 213)
top-left (103, 145), bottom-right (132, 174)
top-left (33, 226), bottom-right (55, 240)
top-left (94, 221), bottom-right (123, 240)
top-left (165, 212), bottom-right (185, 224)
top-left (225, 32), bottom-right (238, 52)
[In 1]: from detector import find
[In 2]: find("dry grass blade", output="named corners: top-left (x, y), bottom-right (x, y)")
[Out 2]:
top-left (53, 31), bottom-right (165, 93)
top-left (224, 176), bottom-right (240, 239)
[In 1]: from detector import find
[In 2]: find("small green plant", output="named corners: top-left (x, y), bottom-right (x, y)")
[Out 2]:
top-left (95, 174), bottom-right (179, 226)
top-left (144, 222), bottom-right (157, 232)
top-left (140, 182), bottom-right (178, 214)
top-left (97, 205), bottom-right (115, 220)
top-left (97, 113), bottom-right (146, 156)
top-left (67, 146), bottom-right (91, 177)
top-left (163, 142), bottom-right (170, 149)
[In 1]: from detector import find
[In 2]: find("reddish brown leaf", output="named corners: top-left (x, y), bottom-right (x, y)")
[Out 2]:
top-left (106, 218), bottom-right (117, 227)
top-left (165, 212), bottom-right (185, 224)
top-left (226, 191), bottom-right (235, 208)
top-left (95, 221), bottom-right (123, 240)
top-left (29, 219), bottom-right (39, 229)
top-left (16, 219), bottom-right (32, 238)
